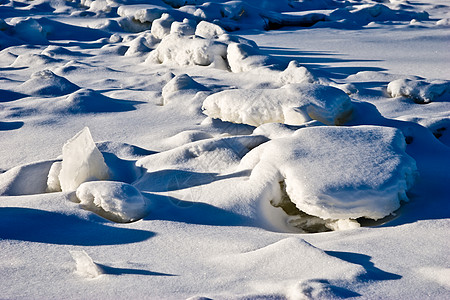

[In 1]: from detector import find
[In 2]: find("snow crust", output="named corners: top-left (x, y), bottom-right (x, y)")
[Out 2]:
top-left (202, 83), bottom-right (354, 126)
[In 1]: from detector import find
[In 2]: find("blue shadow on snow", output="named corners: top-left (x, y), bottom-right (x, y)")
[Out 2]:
top-left (0, 207), bottom-right (154, 245)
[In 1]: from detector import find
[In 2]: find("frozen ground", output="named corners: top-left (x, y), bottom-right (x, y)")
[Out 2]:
top-left (0, 0), bottom-right (449, 299)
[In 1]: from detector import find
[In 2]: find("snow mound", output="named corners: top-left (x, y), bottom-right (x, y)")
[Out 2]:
top-left (135, 135), bottom-right (268, 175)
top-left (240, 126), bottom-right (417, 226)
top-left (202, 83), bottom-right (354, 127)
top-left (58, 88), bottom-right (137, 113)
top-left (0, 160), bottom-right (56, 196)
top-left (76, 181), bottom-right (149, 223)
top-left (16, 69), bottom-right (79, 97)
top-left (57, 127), bottom-right (110, 192)
top-left (9, 17), bottom-right (48, 44)
top-left (124, 36), bottom-right (152, 56)
top-left (387, 78), bottom-right (449, 103)
top-left (162, 73), bottom-right (208, 105)
top-left (146, 33), bottom-right (228, 69)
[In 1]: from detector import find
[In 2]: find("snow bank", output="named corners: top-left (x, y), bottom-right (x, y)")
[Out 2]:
top-left (202, 83), bottom-right (354, 127)
top-left (387, 78), bottom-right (449, 103)
top-left (76, 181), bottom-right (149, 223)
top-left (16, 69), bottom-right (79, 97)
top-left (58, 127), bottom-right (110, 192)
top-left (240, 126), bottom-right (417, 227)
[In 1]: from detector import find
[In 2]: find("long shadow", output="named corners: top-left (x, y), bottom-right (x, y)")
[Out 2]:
top-left (325, 251), bottom-right (402, 281)
top-left (135, 169), bottom-right (250, 193)
top-left (0, 121), bottom-right (23, 131)
top-left (97, 263), bottom-right (177, 277)
top-left (144, 194), bottom-right (252, 227)
top-left (0, 90), bottom-right (27, 102)
top-left (0, 207), bottom-right (154, 245)
top-left (257, 45), bottom-right (386, 80)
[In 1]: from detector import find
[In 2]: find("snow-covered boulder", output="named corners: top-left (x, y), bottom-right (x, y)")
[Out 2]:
top-left (76, 181), bottom-right (149, 223)
top-left (58, 127), bottom-right (110, 192)
top-left (240, 126), bottom-right (417, 227)
top-left (202, 83), bottom-right (354, 127)
top-left (226, 42), bottom-right (274, 73)
top-left (387, 78), bottom-right (449, 103)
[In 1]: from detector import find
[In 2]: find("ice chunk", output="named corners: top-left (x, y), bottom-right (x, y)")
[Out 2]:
top-left (151, 13), bottom-right (175, 39)
top-left (387, 78), bottom-right (449, 103)
top-left (76, 181), bottom-right (149, 223)
top-left (70, 250), bottom-right (103, 279)
top-left (146, 33), bottom-right (227, 68)
top-left (240, 126), bottom-right (417, 222)
top-left (58, 127), bottom-right (109, 192)
top-left (202, 83), bottom-right (354, 127)
top-left (17, 69), bottom-right (79, 97)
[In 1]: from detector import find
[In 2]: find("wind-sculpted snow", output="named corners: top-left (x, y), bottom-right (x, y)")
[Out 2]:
top-left (202, 83), bottom-right (354, 126)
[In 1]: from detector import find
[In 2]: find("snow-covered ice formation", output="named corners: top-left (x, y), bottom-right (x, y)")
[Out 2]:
top-left (76, 181), bottom-right (149, 223)
top-left (56, 127), bottom-right (110, 192)
top-left (202, 83), bottom-right (354, 126)
top-left (240, 126), bottom-right (417, 228)
top-left (387, 78), bottom-right (449, 103)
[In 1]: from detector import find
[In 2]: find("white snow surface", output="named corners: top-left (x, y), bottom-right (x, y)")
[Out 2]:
top-left (1, 0), bottom-right (450, 299)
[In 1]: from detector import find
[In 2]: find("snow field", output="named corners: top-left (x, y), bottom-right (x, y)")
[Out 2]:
top-left (1, 0), bottom-right (449, 298)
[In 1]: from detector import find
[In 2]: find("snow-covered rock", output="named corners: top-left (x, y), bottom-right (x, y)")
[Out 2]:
top-left (202, 83), bottom-right (354, 126)
top-left (58, 127), bottom-right (110, 192)
top-left (162, 73), bottom-right (208, 105)
top-left (76, 181), bottom-right (149, 223)
top-left (240, 126), bottom-right (417, 225)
